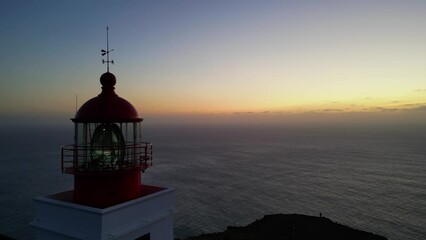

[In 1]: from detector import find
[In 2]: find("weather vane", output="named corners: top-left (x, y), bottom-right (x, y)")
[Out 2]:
top-left (101, 26), bottom-right (114, 72)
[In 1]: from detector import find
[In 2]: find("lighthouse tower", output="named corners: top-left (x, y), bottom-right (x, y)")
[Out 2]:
top-left (32, 28), bottom-right (174, 240)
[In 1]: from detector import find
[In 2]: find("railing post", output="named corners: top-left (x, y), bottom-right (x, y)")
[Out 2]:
top-left (73, 145), bottom-right (78, 171)
top-left (61, 147), bottom-right (64, 173)
top-left (150, 144), bottom-right (153, 166)
top-left (134, 143), bottom-right (137, 167)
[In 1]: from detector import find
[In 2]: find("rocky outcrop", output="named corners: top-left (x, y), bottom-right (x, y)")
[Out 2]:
top-left (0, 234), bottom-right (13, 240)
top-left (179, 214), bottom-right (387, 240)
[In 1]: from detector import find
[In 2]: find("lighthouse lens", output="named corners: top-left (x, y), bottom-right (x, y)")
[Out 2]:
top-left (90, 123), bottom-right (124, 170)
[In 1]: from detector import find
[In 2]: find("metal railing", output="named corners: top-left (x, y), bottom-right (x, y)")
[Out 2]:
top-left (61, 142), bottom-right (153, 174)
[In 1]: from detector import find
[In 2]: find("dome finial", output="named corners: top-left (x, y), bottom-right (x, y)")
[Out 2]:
top-left (101, 26), bottom-right (114, 72)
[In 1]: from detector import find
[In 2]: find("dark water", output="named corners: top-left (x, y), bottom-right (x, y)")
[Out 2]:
top-left (0, 124), bottom-right (425, 240)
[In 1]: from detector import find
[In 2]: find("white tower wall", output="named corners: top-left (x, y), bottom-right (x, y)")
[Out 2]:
top-left (32, 186), bottom-right (174, 240)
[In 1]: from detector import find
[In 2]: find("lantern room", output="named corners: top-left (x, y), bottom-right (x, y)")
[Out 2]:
top-left (61, 71), bottom-right (153, 208)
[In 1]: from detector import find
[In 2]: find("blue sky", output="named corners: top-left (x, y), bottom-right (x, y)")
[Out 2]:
top-left (1, 0), bottom-right (426, 126)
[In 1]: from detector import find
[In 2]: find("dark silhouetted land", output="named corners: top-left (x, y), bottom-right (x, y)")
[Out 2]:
top-left (0, 234), bottom-right (13, 240)
top-left (178, 214), bottom-right (387, 240)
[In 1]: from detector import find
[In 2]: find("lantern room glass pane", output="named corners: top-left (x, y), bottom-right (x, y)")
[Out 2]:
top-left (90, 123), bottom-right (125, 169)
top-left (134, 122), bottom-right (141, 143)
top-left (124, 123), bottom-right (134, 144)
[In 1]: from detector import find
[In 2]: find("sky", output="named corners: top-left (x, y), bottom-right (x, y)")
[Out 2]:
top-left (1, 0), bottom-right (425, 126)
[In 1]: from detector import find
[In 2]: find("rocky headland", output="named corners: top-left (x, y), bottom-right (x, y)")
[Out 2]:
top-left (178, 214), bottom-right (387, 240)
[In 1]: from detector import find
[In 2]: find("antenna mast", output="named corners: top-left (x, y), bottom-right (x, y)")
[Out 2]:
top-left (101, 26), bottom-right (114, 72)
top-left (75, 95), bottom-right (78, 113)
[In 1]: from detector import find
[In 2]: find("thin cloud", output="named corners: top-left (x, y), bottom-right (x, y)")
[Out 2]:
top-left (371, 107), bottom-right (385, 111)
top-left (322, 109), bottom-right (345, 112)
top-left (361, 103), bottom-right (426, 113)
top-left (380, 108), bottom-right (401, 112)
top-left (232, 111), bottom-right (254, 115)
top-left (400, 103), bottom-right (425, 107)
top-left (362, 107), bottom-right (399, 112)
top-left (414, 89), bottom-right (426, 92)
top-left (230, 102), bottom-right (426, 117)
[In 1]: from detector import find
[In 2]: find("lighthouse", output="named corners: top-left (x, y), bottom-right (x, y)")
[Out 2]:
top-left (32, 28), bottom-right (174, 240)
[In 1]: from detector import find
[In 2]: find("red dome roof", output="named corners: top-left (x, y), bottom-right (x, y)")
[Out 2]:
top-left (73, 72), bottom-right (142, 123)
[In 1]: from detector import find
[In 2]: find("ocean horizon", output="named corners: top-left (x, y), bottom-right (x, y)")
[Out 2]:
top-left (0, 123), bottom-right (425, 240)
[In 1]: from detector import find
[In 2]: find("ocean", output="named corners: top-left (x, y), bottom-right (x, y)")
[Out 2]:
top-left (0, 124), bottom-right (425, 240)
